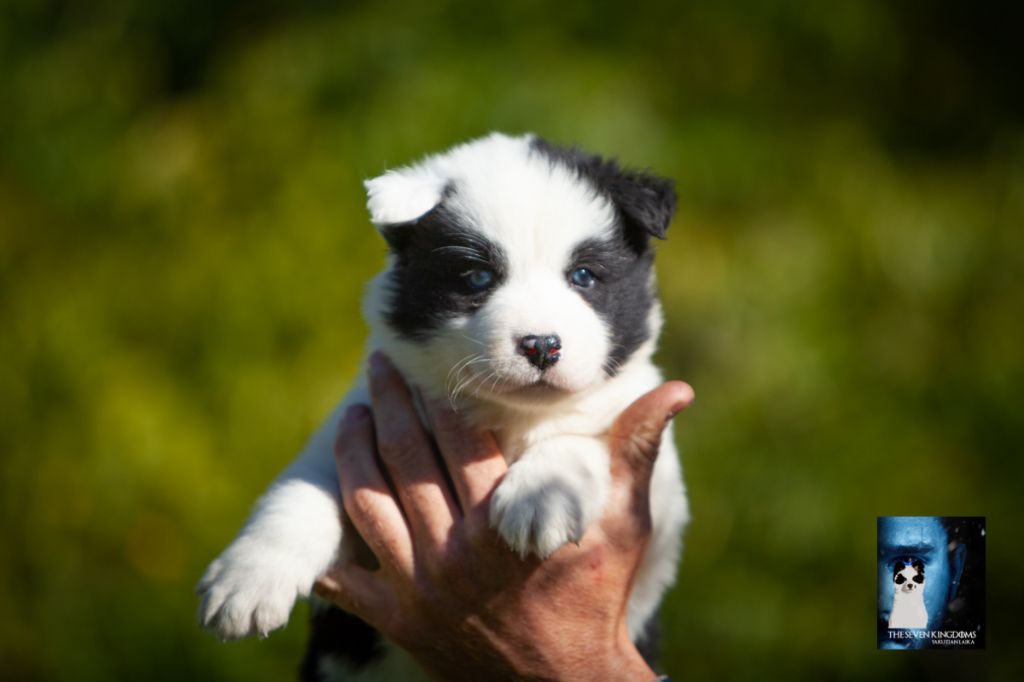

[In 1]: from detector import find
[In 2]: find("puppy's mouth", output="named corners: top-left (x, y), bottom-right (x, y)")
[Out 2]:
top-left (447, 366), bottom-right (536, 397)
top-left (453, 371), bottom-right (575, 404)
top-left (481, 373), bottom-right (571, 396)
top-left (477, 379), bottom-right (575, 410)
top-left (510, 378), bottom-right (571, 395)
top-left (443, 351), bottom-right (594, 404)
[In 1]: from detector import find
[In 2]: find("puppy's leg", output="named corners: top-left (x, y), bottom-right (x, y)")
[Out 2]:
top-left (197, 400), bottom-right (350, 640)
top-left (489, 436), bottom-right (610, 559)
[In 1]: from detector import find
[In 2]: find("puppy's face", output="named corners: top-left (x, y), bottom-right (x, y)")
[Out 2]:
top-left (363, 133), bottom-right (676, 407)
top-left (893, 559), bottom-right (926, 594)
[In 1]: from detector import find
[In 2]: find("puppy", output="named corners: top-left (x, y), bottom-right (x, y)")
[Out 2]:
top-left (888, 559), bottom-right (928, 629)
top-left (197, 133), bottom-right (689, 679)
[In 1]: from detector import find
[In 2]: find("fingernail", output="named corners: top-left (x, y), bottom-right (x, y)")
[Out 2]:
top-left (344, 404), bottom-right (370, 423)
top-left (667, 391), bottom-right (695, 421)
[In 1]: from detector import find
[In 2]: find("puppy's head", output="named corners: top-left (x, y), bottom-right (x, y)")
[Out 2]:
top-left (363, 133), bottom-right (676, 408)
top-left (893, 559), bottom-right (925, 594)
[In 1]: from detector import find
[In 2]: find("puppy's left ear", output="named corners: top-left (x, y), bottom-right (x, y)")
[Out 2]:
top-left (530, 138), bottom-right (676, 242)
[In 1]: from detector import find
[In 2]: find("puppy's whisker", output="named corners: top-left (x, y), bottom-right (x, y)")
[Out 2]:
top-left (445, 355), bottom-right (471, 386)
top-left (445, 354), bottom-right (479, 397)
top-left (450, 370), bottom-right (482, 408)
top-left (446, 353), bottom-right (481, 385)
top-left (448, 356), bottom-right (493, 409)
top-left (468, 369), bottom-right (491, 395)
top-left (447, 366), bottom-right (475, 405)
top-left (487, 369), bottom-right (504, 394)
top-left (448, 353), bottom-right (488, 384)
top-left (456, 332), bottom-right (489, 349)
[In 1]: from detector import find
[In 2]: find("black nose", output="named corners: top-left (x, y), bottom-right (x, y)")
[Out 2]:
top-left (518, 334), bottom-right (561, 370)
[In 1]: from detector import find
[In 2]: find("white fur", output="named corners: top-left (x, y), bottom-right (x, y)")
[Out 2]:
top-left (888, 566), bottom-right (928, 629)
top-left (197, 134), bottom-right (689, 671)
top-left (365, 169), bottom-right (447, 225)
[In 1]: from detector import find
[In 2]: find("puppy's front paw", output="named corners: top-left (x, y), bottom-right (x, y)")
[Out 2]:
top-left (489, 460), bottom-right (600, 559)
top-left (196, 541), bottom-right (314, 640)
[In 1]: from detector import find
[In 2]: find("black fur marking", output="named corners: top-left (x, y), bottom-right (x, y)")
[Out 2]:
top-left (569, 235), bottom-right (656, 374)
top-left (299, 603), bottom-right (383, 681)
top-left (381, 201), bottom-right (507, 341)
top-left (912, 573), bottom-right (925, 584)
top-left (529, 137), bottom-right (677, 247)
top-left (894, 573), bottom-right (907, 584)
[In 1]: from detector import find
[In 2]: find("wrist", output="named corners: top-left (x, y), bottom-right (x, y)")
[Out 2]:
top-left (541, 622), bottom-right (656, 681)
top-left (606, 634), bottom-right (657, 681)
top-left (539, 629), bottom-right (654, 682)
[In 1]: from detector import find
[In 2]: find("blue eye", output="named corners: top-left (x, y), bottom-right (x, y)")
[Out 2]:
top-left (570, 267), bottom-right (596, 288)
top-left (464, 268), bottom-right (495, 291)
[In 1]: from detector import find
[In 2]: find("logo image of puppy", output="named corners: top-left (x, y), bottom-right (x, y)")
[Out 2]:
top-left (197, 133), bottom-right (689, 678)
top-left (888, 559), bottom-right (928, 629)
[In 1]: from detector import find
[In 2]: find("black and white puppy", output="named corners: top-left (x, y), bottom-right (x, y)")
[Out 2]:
top-left (888, 559), bottom-right (927, 629)
top-left (197, 133), bottom-right (689, 678)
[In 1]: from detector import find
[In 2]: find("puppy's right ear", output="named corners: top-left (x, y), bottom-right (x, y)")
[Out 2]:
top-left (364, 166), bottom-right (447, 249)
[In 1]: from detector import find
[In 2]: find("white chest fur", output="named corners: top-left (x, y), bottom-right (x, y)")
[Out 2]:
top-left (888, 586), bottom-right (928, 629)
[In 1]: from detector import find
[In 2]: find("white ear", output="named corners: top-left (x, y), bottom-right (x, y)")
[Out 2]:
top-left (364, 166), bottom-right (447, 226)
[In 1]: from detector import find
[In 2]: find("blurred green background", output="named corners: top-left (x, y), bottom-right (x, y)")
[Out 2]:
top-left (2, 1), bottom-right (1021, 680)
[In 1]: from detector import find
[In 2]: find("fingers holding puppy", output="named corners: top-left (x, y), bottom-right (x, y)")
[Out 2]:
top-left (367, 352), bottom-right (460, 551)
top-left (424, 398), bottom-right (507, 518)
top-left (333, 403), bottom-right (415, 578)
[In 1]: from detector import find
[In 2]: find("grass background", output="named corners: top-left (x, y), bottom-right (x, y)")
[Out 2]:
top-left (1, 1), bottom-right (1021, 679)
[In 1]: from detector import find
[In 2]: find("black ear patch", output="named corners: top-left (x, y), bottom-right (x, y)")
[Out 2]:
top-left (379, 222), bottom-right (412, 253)
top-left (911, 559), bottom-right (925, 574)
top-left (530, 137), bottom-right (677, 247)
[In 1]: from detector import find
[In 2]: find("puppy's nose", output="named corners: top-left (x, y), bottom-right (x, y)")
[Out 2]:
top-left (518, 334), bottom-right (561, 370)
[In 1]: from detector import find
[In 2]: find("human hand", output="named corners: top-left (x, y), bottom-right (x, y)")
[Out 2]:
top-left (314, 353), bottom-right (693, 681)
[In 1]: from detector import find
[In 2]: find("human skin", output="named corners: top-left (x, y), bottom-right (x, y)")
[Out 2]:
top-left (314, 353), bottom-right (694, 681)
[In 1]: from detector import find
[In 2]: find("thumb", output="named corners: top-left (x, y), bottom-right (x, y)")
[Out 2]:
top-left (608, 381), bottom-right (694, 515)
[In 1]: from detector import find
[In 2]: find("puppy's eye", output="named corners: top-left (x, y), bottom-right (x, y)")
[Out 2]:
top-left (464, 268), bottom-right (495, 291)
top-left (570, 267), bottom-right (596, 288)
